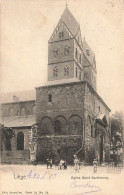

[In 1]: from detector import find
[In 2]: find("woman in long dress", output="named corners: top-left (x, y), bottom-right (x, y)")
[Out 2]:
top-left (74, 157), bottom-right (80, 172)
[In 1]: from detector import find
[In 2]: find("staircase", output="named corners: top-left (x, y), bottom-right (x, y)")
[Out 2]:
top-left (1, 150), bottom-right (30, 164)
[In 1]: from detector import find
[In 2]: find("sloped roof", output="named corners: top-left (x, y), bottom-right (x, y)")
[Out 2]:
top-left (96, 113), bottom-right (108, 126)
top-left (0, 115), bottom-right (36, 128)
top-left (83, 39), bottom-right (95, 65)
top-left (96, 114), bottom-right (105, 120)
top-left (0, 90), bottom-right (35, 103)
top-left (38, 78), bottom-right (81, 88)
top-left (61, 7), bottom-right (79, 36)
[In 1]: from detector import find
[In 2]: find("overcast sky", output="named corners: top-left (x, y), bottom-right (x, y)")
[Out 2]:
top-left (1, 0), bottom-right (124, 113)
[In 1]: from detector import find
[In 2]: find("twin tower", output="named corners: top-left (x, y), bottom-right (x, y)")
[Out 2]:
top-left (48, 7), bottom-right (97, 90)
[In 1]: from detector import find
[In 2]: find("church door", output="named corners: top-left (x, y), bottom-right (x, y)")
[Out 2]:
top-left (99, 134), bottom-right (103, 164)
top-left (17, 132), bottom-right (24, 150)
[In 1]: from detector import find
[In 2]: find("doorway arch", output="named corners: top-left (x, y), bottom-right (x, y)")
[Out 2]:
top-left (17, 132), bottom-right (24, 150)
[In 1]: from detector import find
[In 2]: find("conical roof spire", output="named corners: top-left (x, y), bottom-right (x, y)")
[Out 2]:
top-left (61, 7), bottom-right (79, 36)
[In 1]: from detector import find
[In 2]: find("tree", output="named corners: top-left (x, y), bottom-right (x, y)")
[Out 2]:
top-left (110, 112), bottom-right (123, 162)
top-left (0, 124), bottom-right (15, 150)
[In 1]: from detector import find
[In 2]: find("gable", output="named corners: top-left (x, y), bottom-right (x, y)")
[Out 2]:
top-left (61, 7), bottom-right (79, 36)
top-left (49, 20), bottom-right (73, 42)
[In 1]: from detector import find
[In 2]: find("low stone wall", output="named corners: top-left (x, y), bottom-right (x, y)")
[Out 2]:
top-left (1, 150), bottom-right (30, 164)
top-left (37, 135), bottom-right (83, 164)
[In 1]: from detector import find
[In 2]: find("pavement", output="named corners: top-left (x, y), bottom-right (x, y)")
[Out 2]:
top-left (0, 164), bottom-right (124, 195)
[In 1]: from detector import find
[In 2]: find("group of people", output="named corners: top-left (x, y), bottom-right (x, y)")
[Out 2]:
top-left (58, 159), bottom-right (67, 170)
top-left (46, 156), bottom-right (98, 173)
top-left (46, 158), bottom-right (53, 169)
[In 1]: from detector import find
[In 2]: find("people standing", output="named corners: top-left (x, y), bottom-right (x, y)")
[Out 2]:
top-left (47, 158), bottom-right (50, 169)
top-left (74, 156), bottom-right (80, 172)
top-left (49, 158), bottom-right (52, 169)
top-left (93, 159), bottom-right (98, 173)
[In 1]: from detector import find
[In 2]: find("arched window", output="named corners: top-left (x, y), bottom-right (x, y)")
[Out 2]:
top-left (91, 125), bottom-right (94, 138)
top-left (59, 31), bottom-right (64, 38)
top-left (64, 46), bottom-right (69, 55)
top-left (10, 108), bottom-right (14, 117)
top-left (20, 107), bottom-right (26, 116)
top-left (68, 115), bottom-right (82, 135)
top-left (79, 54), bottom-right (82, 64)
top-left (54, 48), bottom-right (58, 56)
top-left (40, 117), bottom-right (52, 135)
top-left (48, 94), bottom-right (52, 102)
top-left (79, 72), bottom-right (81, 80)
top-left (86, 49), bottom-right (90, 56)
top-left (17, 132), bottom-right (24, 150)
top-left (84, 71), bottom-right (88, 79)
top-left (76, 67), bottom-right (78, 78)
top-left (53, 67), bottom-right (58, 77)
top-left (75, 48), bottom-right (78, 59)
top-left (55, 120), bottom-right (61, 135)
top-left (64, 66), bottom-right (69, 76)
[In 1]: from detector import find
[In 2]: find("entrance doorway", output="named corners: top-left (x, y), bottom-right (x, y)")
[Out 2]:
top-left (17, 132), bottom-right (24, 150)
top-left (99, 134), bottom-right (103, 164)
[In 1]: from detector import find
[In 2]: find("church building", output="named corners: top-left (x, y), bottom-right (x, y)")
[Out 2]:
top-left (35, 7), bottom-right (111, 164)
top-left (0, 7), bottom-right (111, 165)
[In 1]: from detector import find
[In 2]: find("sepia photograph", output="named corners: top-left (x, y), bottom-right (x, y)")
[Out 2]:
top-left (0, 0), bottom-right (124, 195)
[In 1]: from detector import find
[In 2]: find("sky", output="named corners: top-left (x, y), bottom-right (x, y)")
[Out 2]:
top-left (0, 0), bottom-right (124, 114)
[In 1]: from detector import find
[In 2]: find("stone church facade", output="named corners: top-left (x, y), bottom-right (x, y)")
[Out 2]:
top-left (36, 7), bottom-right (111, 164)
top-left (0, 7), bottom-right (110, 165)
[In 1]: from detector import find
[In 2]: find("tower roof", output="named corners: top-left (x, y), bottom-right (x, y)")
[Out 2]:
top-left (61, 7), bottom-right (79, 36)
top-left (83, 39), bottom-right (95, 66)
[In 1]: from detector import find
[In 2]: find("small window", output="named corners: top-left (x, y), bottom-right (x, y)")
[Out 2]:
top-left (53, 67), bottom-right (58, 77)
top-left (10, 108), bottom-right (14, 117)
top-left (54, 48), bottom-right (58, 56)
top-left (20, 107), bottom-right (26, 116)
top-left (64, 66), bottom-right (69, 76)
top-left (75, 48), bottom-right (78, 59)
top-left (98, 106), bottom-right (100, 112)
top-left (64, 46), bottom-right (69, 55)
top-left (76, 67), bottom-right (78, 78)
top-left (79, 54), bottom-right (82, 64)
top-left (79, 72), bottom-right (81, 80)
top-left (59, 31), bottom-right (64, 38)
top-left (48, 94), bottom-right (52, 102)
top-left (84, 71), bottom-right (88, 79)
top-left (86, 49), bottom-right (90, 56)
top-left (91, 125), bottom-right (94, 138)
top-left (62, 31), bottom-right (64, 37)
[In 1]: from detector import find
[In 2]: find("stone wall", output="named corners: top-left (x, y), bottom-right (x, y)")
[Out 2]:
top-left (1, 100), bottom-right (35, 117)
top-left (36, 81), bottom-right (110, 164)
top-left (84, 83), bottom-right (110, 163)
top-left (48, 39), bottom-right (74, 65)
top-left (37, 136), bottom-right (83, 164)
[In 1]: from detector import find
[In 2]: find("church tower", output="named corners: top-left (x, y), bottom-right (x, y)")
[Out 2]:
top-left (48, 7), bottom-right (97, 90)
top-left (48, 7), bottom-right (84, 82)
